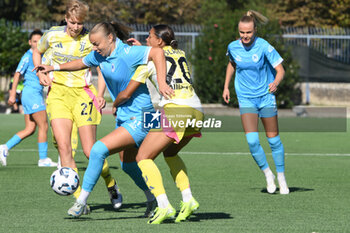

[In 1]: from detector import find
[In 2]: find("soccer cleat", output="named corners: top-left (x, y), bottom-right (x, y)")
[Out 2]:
top-left (38, 158), bottom-right (58, 167)
top-left (278, 178), bottom-right (290, 195)
top-left (108, 183), bottom-right (123, 210)
top-left (68, 201), bottom-right (90, 217)
top-left (144, 199), bottom-right (157, 218)
top-left (0, 144), bottom-right (9, 166)
top-left (148, 204), bottom-right (176, 224)
top-left (175, 197), bottom-right (199, 222)
top-left (266, 173), bottom-right (277, 194)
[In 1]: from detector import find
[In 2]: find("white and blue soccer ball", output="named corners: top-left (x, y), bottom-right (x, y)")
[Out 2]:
top-left (50, 167), bottom-right (79, 196)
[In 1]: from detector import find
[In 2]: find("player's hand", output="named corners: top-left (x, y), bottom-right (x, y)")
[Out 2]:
top-left (38, 71), bottom-right (52, 86)
top-left (222, 88), bottom-right (231, 104)
top-left (7, 92), bottom-right (16, 106)
top-left (159, 83), bottom-right (174, 100)
top-left (268, 81), bottom-right (279, 93)
top-left (33, 64), bottom-right (53, 73)
top-left (112, 107), bottom-right (117, 117)
top-left (96, 96), bottom-right (106, 110)
top-left (127, 38), bottom-right (142, 46)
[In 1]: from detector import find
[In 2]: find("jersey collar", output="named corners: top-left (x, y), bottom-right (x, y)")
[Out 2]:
top-left (239, 36), bottom-right (257, 50)
top-left (109, 38), bottom-right (121, 58)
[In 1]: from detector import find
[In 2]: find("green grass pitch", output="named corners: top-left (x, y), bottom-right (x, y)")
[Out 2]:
top-left (0, 114), bottom-right (349, 232)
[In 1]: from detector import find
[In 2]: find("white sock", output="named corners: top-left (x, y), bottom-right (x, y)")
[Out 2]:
top-left (277, 172), bottom-right (286, 181)
top-left (156, 194), bottom-right (170, 209)
top-left (263, 167), bottom-right (274, 177)
top-left (77, 189), bottom-right (90, 205)
top-left (181, 188), bottom-right (193, 202)
top-left (144, 189), bottom-right (155, 202)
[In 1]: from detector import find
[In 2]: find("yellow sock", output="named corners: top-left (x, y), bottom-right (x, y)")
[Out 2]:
top-left (101, 159), bottom-right (115, 188)
top-left (164, 155), bottom-right (190, 191)
top-left (73, 167), bottom-right (82, 199)
top-left (138, 159), bottom-right (166, 197)
top-left (71, 123), bottom-right (79, 158)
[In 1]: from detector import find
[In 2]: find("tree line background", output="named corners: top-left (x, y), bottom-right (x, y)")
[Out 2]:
top-left (0, 0), bottom-right (347, 107)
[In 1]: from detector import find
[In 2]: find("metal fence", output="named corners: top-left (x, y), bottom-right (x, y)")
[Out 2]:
top-left (282, 27), bottom-right (350, 64)
top-left (7, 21), bottom-right (350, 64)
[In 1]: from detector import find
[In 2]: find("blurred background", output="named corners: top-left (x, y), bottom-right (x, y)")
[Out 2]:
top-left (0, 0), bottom-right (349, 111)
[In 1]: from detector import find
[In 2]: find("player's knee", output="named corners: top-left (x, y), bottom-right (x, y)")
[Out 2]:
top-left (90, 141), bottom-right (109, 161)
top-left (267, 135), bottom-right (282, 150)
top-left (246, 132), bottom-right (260, 149)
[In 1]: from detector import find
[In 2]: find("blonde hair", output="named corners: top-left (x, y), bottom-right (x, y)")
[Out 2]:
top-left (66, 0), bottom-right (89, 21)
top-left (240, 10), bottom-right (268, 28)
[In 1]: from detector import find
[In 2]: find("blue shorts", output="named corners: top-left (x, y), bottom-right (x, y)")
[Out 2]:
top-left (21, 86), bottom-right (46, 115)
top-left (238, 93), bottom-right (277, 118)
top-left (115, 117), bottom-right (150, 147)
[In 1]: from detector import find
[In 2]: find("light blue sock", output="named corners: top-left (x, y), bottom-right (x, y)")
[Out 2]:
top-left (82, 141), bottom-right (109, 192)
top-left (6, 134), bottom-right (22, 150)
top-left (268, 135), bottom-right (285, 173)
top-left (246, 132), bottom-right (268, 170)
top-left (121, 161), bottom-right (149, 191)
top-left (38, 142), bottom-right (48, 160)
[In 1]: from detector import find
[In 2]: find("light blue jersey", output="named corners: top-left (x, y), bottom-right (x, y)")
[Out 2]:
top-left (226, 37), bottom-right (283, 98)
top-left (83, 39), bottom-right (153, 121)
top-left (16, 49), bottom-right (43, 90)
top-left (16, 49), bottom-right (46, 114)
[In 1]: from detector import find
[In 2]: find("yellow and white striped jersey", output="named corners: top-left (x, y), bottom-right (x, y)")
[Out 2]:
top-left (37, 26), bottom-right (92, 87)
top-left (132, 46), bottom-right (202, 110)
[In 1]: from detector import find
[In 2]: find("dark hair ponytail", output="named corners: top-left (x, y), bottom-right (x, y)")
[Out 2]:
top-left (153, 24), bottom-right (178, 49)
top-left (90, 21), bottom-right (132, 41)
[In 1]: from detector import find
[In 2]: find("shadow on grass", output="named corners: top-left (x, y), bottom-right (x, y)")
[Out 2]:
top-left (260, 187), bottom-right (314, 194)
top-left (188, 212), bottom-right (233, 222)
top-left (77, 165), bottom-right (120, 172)
top-left (65, 202), bottom-right (233, 222)
top-left (90, 202), bottom-right (146, 213)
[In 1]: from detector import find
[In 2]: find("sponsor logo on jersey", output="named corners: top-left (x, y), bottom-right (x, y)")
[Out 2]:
top-left (252, 54), bottom-right (259, 62)
top-left (124, 47), bottom-right (131, 54)
top-left (235, 55), bottom-right (242, 61)
top-left (55, 42), bottom-right (63, 48)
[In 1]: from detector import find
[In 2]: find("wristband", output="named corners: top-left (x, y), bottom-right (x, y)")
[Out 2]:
top-left (53, 64), bottom-right (60, 71)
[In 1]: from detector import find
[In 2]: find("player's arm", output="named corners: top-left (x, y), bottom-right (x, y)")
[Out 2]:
top-left (268, 63), bottom-right (285, 93)
top-left (33, 47), bottom-right (52, 86)
top-left (112, 80), bottom-right (141, 115)
top-left (148, 47), bottom-right (174, 99)
top-left (96, 66), bottom-right (106, 109)
top-left (33, 59), bottom-right (88, 73)
top-left (223, 61), bottom-right (235, 104)
top-left (8, 72), bottom-right (21, 105)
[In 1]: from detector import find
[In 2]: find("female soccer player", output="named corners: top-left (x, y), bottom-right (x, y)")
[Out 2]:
top-left (34, 21), bottom-right (167, 218)
top-left (222, 10), bottom-right (289, 195)
top-left (117, 24), bottom-right (203, 224)
top-left (32, 0), bottom-right (121, 212)
top-left (0, 29), bottom-right (57, 167)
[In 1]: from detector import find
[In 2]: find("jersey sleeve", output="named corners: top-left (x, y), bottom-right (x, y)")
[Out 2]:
top-left (15, 53), bottom-right (29, 75)
top-left (264, 42), bottom-right (283, 68)
top-left (37, 30), bottom-right (51, 54)
top-left (226, 43), bottom-right (235, 62)
top-left (131, 62), bottom-right (155, 84)
top-left (125, 45), bottom-right (151, 67)
top-left (82, 51), bottom-right (100, 67)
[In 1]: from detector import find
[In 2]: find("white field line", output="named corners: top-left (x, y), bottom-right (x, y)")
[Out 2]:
top-left (10, 149), bottom-right (350, 157)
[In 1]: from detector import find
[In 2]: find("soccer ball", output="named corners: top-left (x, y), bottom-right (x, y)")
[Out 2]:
top-left (50, 167), bottom-right (79, 196)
